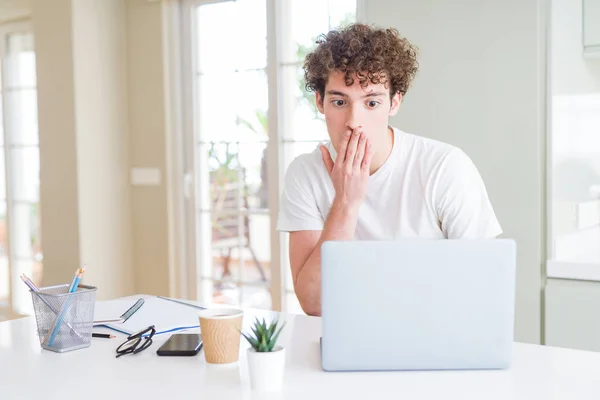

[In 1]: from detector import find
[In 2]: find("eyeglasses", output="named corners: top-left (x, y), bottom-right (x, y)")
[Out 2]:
top-left (115, 325), bottom-right (156, 358)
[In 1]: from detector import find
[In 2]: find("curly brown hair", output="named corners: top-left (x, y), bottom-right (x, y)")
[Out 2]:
top-left (304, 23), bottom-right (419, 102)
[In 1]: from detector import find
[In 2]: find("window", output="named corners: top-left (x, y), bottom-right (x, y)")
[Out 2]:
top-left (546, 0), bottom-right (600, 280)
top-left (549, 94), bottom-right (600, 265)
top-left (182, 0), bottom-right (356, 311)
top-left (0, 24), bottom-right (41, 315)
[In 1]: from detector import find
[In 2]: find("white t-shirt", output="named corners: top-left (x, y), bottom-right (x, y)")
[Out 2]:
top-left (276, 126), bottom-right (502, 239)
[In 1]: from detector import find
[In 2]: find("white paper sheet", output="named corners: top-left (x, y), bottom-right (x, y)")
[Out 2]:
top-left (94, 296), bottom-right (202, 335)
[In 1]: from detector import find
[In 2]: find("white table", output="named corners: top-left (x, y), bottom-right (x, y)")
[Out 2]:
top-left (2, 295), bottom-right (600, 399)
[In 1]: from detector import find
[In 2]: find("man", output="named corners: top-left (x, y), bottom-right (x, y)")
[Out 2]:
top-left (276, 23), bottom-right (502, 316)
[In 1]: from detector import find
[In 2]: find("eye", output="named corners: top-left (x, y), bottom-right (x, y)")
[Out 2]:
top-left (331, 99), bottom-right (346, 107)
top-left (367, 100), bottom-right (380, 108)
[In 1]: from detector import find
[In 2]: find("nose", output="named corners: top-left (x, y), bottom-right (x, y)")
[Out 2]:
top-left (345, 104), bottom-right (363, 132)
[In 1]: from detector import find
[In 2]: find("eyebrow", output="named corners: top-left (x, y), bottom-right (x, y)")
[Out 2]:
top-left (326, 90), bottom-right (386, 98)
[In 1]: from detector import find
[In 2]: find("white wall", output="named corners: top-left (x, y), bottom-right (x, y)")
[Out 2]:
top-left (71, 0), bottom-right (134, 299)
top-left (126, 0), bottom-right (172, 296)
top-left (365, 0), bottom-right (546, 344)
top-left (33, 0), bottom-right (134, 299)
top-left (33, 0), bottom-right (81, 288)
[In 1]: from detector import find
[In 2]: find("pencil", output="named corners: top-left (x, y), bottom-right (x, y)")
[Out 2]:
top-left (47, 265), bottom-right (88, 346)
top-left (21, 274), bottom-right (39, 291)
top-left (92, 333), bottom-right (115, 339)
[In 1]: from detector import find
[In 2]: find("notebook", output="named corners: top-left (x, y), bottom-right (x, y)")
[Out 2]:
top-left (94, 296), bottom-right (204, 336)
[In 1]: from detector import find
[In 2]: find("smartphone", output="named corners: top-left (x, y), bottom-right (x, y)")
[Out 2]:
top-left (156, 333), bottom-right (203, 356)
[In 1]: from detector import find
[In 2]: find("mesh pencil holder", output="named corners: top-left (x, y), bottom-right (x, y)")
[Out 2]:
top-left (30, 284), bottom-right (97, 353)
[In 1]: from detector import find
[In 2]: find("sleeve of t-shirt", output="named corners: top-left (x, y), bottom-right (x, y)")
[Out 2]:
top-left (433, 148), bottom-right (503, 239)
top-left (276, 157), bottom-right (325, 232)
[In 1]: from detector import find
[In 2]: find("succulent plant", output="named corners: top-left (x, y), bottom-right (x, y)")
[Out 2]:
top-left (242, 317), bottom-right (286, 352)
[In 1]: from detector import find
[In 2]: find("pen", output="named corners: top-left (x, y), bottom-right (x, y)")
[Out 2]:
top-left (120, 298), bottom-right (145, 322)
top-left (92, 333), bottom-right (116, 339)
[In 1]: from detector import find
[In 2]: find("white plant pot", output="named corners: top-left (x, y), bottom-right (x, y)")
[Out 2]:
top-left (247, 346), bottom-right (285, 391)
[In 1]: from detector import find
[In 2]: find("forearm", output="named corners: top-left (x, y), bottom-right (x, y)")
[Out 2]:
top-left (294, 200), bottom-right (359, 316)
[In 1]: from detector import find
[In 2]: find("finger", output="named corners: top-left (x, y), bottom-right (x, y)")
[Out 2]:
top-left (336, 130), bottom-right (351, 167)
top-left (361, 142), bottom-right (373, 173)
top-left (345, 129), bottom-right (361, 171)
top-left (353, 133), bottom-right (367, 169)
top-left (320, 145), bottom-right (334, 175)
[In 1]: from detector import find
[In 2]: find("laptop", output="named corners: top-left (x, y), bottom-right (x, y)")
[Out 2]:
top-left (320, 239), bottom-right (516, 372)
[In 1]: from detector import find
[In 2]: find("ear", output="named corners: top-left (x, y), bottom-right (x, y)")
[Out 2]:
top-left (389, 92), bottom-right (402, 117)
top-left (315, 91), bottom-right (325, 114)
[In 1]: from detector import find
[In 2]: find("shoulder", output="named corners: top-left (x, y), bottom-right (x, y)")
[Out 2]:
top-left (286, 144), bottom-right (326, 174)
top-left (283, 143), bottom-right (329, 187)
top-left (390, 127), bottom-right (484, 192)
top-left (395, 128), bottom-right (458, 161)
top-left (392, 127), bottom-right (466, 175)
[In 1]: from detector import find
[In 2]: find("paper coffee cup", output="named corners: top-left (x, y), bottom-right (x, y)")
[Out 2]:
top-left (198, 308), bottom-right (244, 364)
